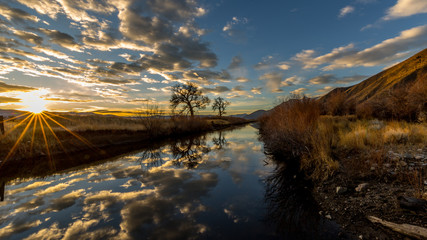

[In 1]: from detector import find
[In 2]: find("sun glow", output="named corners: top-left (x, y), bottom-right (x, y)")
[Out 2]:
top-left (18, 90), bottom-right (49, 114)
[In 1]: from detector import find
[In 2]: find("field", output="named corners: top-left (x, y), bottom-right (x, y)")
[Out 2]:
top-left (0, 112), bottom-right (250, 165)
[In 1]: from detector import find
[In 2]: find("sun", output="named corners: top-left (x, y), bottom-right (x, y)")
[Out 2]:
top-left (19, 90), bottom-right (49, 114)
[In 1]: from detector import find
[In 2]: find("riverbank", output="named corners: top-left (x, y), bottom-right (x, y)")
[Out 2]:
top-left (0, 113), bottom-right (252, 181)
top-left (259, 98), bottom-right (426, 239)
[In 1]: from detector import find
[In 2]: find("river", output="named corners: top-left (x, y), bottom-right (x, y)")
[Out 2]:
top-left (0, 124), bottom-right (344, 239)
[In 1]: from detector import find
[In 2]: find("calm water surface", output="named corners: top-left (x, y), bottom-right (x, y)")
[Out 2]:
top-left (0, 125), bottom-right (342, 239)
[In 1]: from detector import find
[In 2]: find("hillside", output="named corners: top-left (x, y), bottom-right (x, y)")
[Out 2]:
top-left (321, 48), bottom-right (427, 104)
top-left (319, 48), bottom-right (427, 120)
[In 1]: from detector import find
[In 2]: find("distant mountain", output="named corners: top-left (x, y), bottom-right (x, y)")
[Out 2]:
top-left (320, 48), bottom-right (427, 106)
top-left (245, 110), bottom-right (267, 120)
top-left (0, 109), bottom-right (27, 118)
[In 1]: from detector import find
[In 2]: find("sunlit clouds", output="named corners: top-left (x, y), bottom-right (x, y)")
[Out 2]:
top-left (384, 0), bottom-right (427, 20)
top-left (0, 0), bottom-right (426, 113)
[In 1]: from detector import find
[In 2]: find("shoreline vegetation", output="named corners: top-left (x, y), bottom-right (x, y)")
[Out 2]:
top-left (0, 112), bottom-right (252, 181)
top-left (259, 96), bottom-right (426, 239)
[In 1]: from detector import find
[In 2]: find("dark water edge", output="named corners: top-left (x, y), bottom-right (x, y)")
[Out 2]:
top-left (263, 158), bottom-right (353, 240)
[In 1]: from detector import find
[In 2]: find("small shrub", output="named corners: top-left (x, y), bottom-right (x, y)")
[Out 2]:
top-left (383, 127), bottom-right (409, 144)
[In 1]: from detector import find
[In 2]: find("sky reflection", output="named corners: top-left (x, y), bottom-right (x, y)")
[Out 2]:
top-left (0, 125), bottom-right (280, 239)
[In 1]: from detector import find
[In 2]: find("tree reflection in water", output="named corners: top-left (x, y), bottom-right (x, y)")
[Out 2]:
top-left (170, 136), bottom-right (210, 169)
top-left (264, 161), bottom-right (349, 240)
top-left (138, 147), bottom-right (164, 172)
top-left (212, 131), bottom-right (227, 149)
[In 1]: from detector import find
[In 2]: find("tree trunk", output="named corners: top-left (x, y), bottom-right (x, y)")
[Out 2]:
top-left (368, 216), bottom-right (427, 239)
top-left (189, 105), bottom-right (194, 117)
top-left (0, 116), bottom-right (4, 135)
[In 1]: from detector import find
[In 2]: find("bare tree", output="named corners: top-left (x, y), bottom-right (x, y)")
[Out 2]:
top-left (212, 97), bottom-right (230, 117)
top-left (170, 83), bottom-right (210, 117)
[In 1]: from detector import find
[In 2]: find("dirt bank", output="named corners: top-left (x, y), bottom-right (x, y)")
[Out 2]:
top-left (312, 146), bottom-right (427, 239)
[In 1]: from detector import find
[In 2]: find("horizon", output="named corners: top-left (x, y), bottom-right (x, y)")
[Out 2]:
top-left (0, 0), bottom-right (427, 115)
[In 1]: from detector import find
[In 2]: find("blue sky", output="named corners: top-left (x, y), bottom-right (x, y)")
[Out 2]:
top-left (0, 0), bottom-right (426, 115)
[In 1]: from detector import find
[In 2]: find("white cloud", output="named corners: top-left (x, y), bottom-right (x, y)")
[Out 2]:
top-left (290, 87), bottom-right (307, 95)
top-left (223, 17), bottom-right (248, 33)
top-left (384, 0), bottom-right (427, 20)
top-left (281, 75), bottom-right (303, 86)
top-left (277, 62), bottom-right (290, 70)
top-left (339, 6), bottom-right (355, 18)
top-left (293, 25), bottom-right (427, 70)
top-left (259, 72), bottom-right (284, 92)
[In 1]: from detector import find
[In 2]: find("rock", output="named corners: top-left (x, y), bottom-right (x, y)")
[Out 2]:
top-left (399, 161), bottom-right (407, 167)
top-left (397, 196), bottom-right (427, 212)
top-left (356, 183), bottom-right (369, 192)
top-left (336, 186), bottom-right (347, 194)
top-left (325, 214), bottom-right (332, 219)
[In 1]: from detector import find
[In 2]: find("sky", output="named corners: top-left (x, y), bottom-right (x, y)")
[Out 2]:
top-left (0, 0), bottom-right (426, 115)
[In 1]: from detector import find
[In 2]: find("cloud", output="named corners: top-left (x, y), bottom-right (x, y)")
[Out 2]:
top-left (253, 55), bottom-right (274, 70)
top-left (16, 0), bottom-right (62, 19)
top-left (0, 96), bottom-right (20, 103)
top-left (250, 87), bottom-right (262, 94)
top-left (281, 75), bottom-right (303, 86)
top-left (0, 3), bottom-right (40, 22)
top-left (339, 6), bottom-right (355, 18)
top-left (277, 62), bottom-right (290, 70)
top-left (293, 25), bottom-right (427, 70)
top-left (119, 9), bottom-right (173, 45)
top-left (293, 44), bottom-right (356, 69)
top-left (183, 70), bottom-right (231, 84)
top-left (228, 56), bottom-right (243, 69)
top-left (259, 72), bottom-right (284, 92)
top-left (384, 0), bottom-right (427, 20)
top-left (0, 81), bottom-right (37, 93)
top-left (147, 0), bottom-right (207, 21)
top-left (0, 218), bottom-right (42, 239)
top-left (236, 77), bottom-right (249, 83)
top-left (47, 190), bottom-right (84, 212)
top-left (11, 29), bottom-right (43, 45)
top-left (315, 86), bottom-right (334, 94)
top-left (309, 74), bottom-right (336, 85)
top-left (35, 183), bottom-right (70, 196)
top-left (39, 28), bottom-right (82, 52)
top-left (223, 16), bottom-right (248, 36)
top-left (336, 75), bottom-right (367, 84)
top-left (290, 87), bottom-right (307, 95)
top-left (309, 74), bottom-right (368, 85)
top-left (202, 86), bottom-right (231, 93)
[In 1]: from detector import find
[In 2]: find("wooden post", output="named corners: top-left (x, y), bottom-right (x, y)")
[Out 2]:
top-left (0, 181), bottom-right (4, 201)
top-left (0, 115), bottom-right (4, 135)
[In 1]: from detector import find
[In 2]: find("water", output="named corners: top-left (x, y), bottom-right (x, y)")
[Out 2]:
top-left (0, 125), bottom-right (344, 239)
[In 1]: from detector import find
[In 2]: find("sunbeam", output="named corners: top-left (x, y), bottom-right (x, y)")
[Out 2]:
top-left (38, 114), bottom-right (54, 170)
top-left (0, 112), bottom-right (100, 171)
top-left (1, 114), bottom-right (36, 167)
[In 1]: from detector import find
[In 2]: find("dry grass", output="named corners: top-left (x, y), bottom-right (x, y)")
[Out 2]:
top-left (0, 112), bottom-right (248, 161)
top-left (260, 100), bottom-right (426, 182)
top-left (337, 120), bottom-right (426, 149)
top-left (260, 97), bottom-right (339, 180)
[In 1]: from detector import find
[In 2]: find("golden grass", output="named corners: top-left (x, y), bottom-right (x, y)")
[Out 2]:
top-left (0, 113), bottom-right (249, 162)
top-left (260, 103), bottom-right (426, 182)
